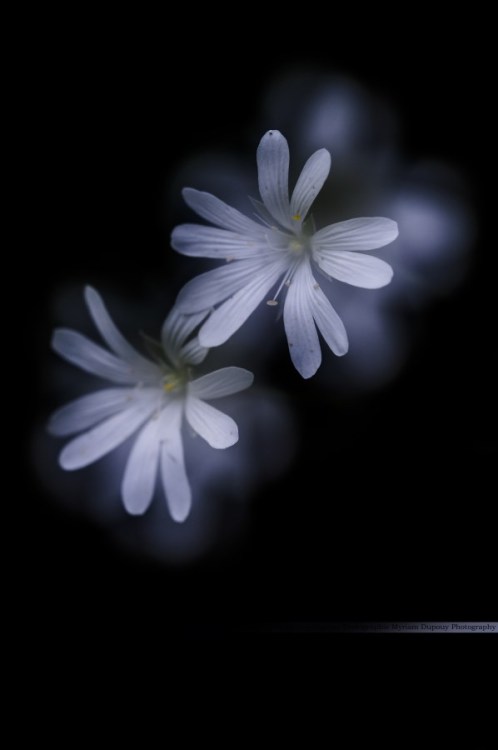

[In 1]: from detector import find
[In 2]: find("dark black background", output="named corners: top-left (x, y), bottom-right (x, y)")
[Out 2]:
top-left (25, 13), bottom-right (495, 637)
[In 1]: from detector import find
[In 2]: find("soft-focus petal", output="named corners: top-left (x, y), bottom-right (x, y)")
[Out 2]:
top-left (198, 259), bottom-right (288, 347)
top-left (121, 414), bottom-right (162, 515)
top-left (175, 258), bottom-right (271, 314)
top-left (283, 261), bottom-right (348, 376)
top-left (313, 217), bottom-right (399, 252)
top-left (52, 329), bottom-right (144, 385)
top-left (179, 338), bottom-right (208, 366)
top-left (290, 148), bottom-right (331, 225)
top-left (59, 391), bottom-right (159, 470)
top-left (283, 262), bottom-right (322, 379)
top-left (189, 367), bottom-right (254, 400)
top-left (171, 224), bottom-right (267, 260)
top-left (159, 400), bottom-right (191, 522)
top-left (316, 250), bottom-right (393, 288)
top-left (249, 197), bottom-right (279, 227)
top-left (182, 188), bottom-right (266, 236)
top-left (257, 130), bottom-right (291, 229)
top-left (161, 308), bottom-right (209, 364)
top-left (84, 287), bottom-right (158, 380)
top-left (306, 269), bottom-right (348, 356)
top-left (48, 388), bottom-right (135, 436)
top-left (185, 396), bottom-right (238, 449)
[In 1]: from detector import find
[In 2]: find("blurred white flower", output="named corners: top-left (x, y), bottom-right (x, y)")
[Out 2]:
top-left (172, 130), bottom-right (398, 378)
top-left (48, 286), bottom-right (253, 521)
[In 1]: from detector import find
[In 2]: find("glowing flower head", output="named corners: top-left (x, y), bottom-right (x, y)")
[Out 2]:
top-left (172, 130), bottom-right (398, 378)
top-left (49, 287), bottom-right (253, 521)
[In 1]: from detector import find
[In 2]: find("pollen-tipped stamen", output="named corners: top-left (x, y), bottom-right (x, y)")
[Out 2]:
top-left (266, 262), bottom-right (299, 306)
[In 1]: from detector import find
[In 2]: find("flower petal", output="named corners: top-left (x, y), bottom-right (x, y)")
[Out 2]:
top-left (290, 148), bottom-right (331, 225)
top-left (179, 338), bottom-right (208, 366)
top-left (198, 259), bottom-right (288, 347)
top-left (52, 329), bottom-right (143, 384)
top-left (182, 188), bottom-right (265, 236)
top-left (161, 308), bottom-right (209, 366)
top-left (316, 250), bottom-right (393, 289)
top-left (189, 367), bottom-right (254, 400)
top-left (48, 388), bottom-right (135, 436)
top-left (175, 258), bottom-right (270, 314)
top-left (257, 130), bottom-right (291, 230)
top-left (283, 262), bottom-right (322, 379)
top-left (171, 224), bottom-right (267, 260)
top-left (59, 390), bottom-right (159, 470)
top-left (159, 400), bottom-right (191, 522)
top-left (249, 197), bottom-right (279, 227)
top-left (307, 273), bottom-right (348, 357)
top-left (313, 217), bottom-right (399, 252)
top-left (121, 415), bottom-right (162, 515)
top-left (84, 287), bottom-right (158, 380)
top-left (185, 396), bottom-right (238, 449)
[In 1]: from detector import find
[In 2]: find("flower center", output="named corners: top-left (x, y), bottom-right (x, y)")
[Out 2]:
top-left (265, 227), bottom-right (312, 307)
top-left (288, 237), bottom-right (306, 255)
top-left (162, 369), bottom-right (189, 394)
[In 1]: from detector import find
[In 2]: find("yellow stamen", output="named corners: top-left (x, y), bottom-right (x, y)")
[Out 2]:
top-left (292, 214), bottom-right (301, 221)
top-left (163, 374), bottom-right (182, 393)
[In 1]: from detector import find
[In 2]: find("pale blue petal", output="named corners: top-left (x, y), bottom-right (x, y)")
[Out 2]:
top-left (52, 329), bottom-right (144, 385)
top-left (59, 390), bottom-right (159, 470)
top-left (48, 388), bottom-right (135, 436)
top-left (171, 224), bottom-right (267, 260)
top-left (257, 130), bottom-right (291, 230)
top-left (198, 259), bottom-right (288, 347)
top-left (316, 251), bottom-right (393, 289)
top-left (179, 338), bottom-right (209, 366)
top-left (121, 415), bottom-right (162, 515)
top-left (84, 287), bottom-right (158, 380)
top-left (182, 188), bottom-right (266, 236)
top-left (185, 396), bottom-right (238, 449)
top-left (290, 149), bottom-right (331, 226)
top-left (175, 258), bottom-right (270, 314)
top-left (283, 262), bottom-right (348, 377)
top-left (161, 308), bottom-right (209, 366)
top-left (307, 273), bottom-right (348, 357)
top-left (188, 367), bottom-right (254, 400)
top-left (312, 217), bottom-right (399, 252)
top-left (159, 400), bottom-right (192, 522)
top-left (283, 262), bottom-right (321, 379)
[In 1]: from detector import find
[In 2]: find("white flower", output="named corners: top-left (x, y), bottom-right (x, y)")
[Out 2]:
top-left (48, 287), bottom-right (254, 522)
top-left (172, 130), bottom-right (399, 378)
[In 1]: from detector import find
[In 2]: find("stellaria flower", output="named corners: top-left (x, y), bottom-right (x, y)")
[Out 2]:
top-left (172, 130), bottom-right (399, 378)
top-left (48, 287), bottom-right (254, 522)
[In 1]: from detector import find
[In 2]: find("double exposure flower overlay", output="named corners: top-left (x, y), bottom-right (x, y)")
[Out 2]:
top-left (172, 130), bottom-right (398, 378)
